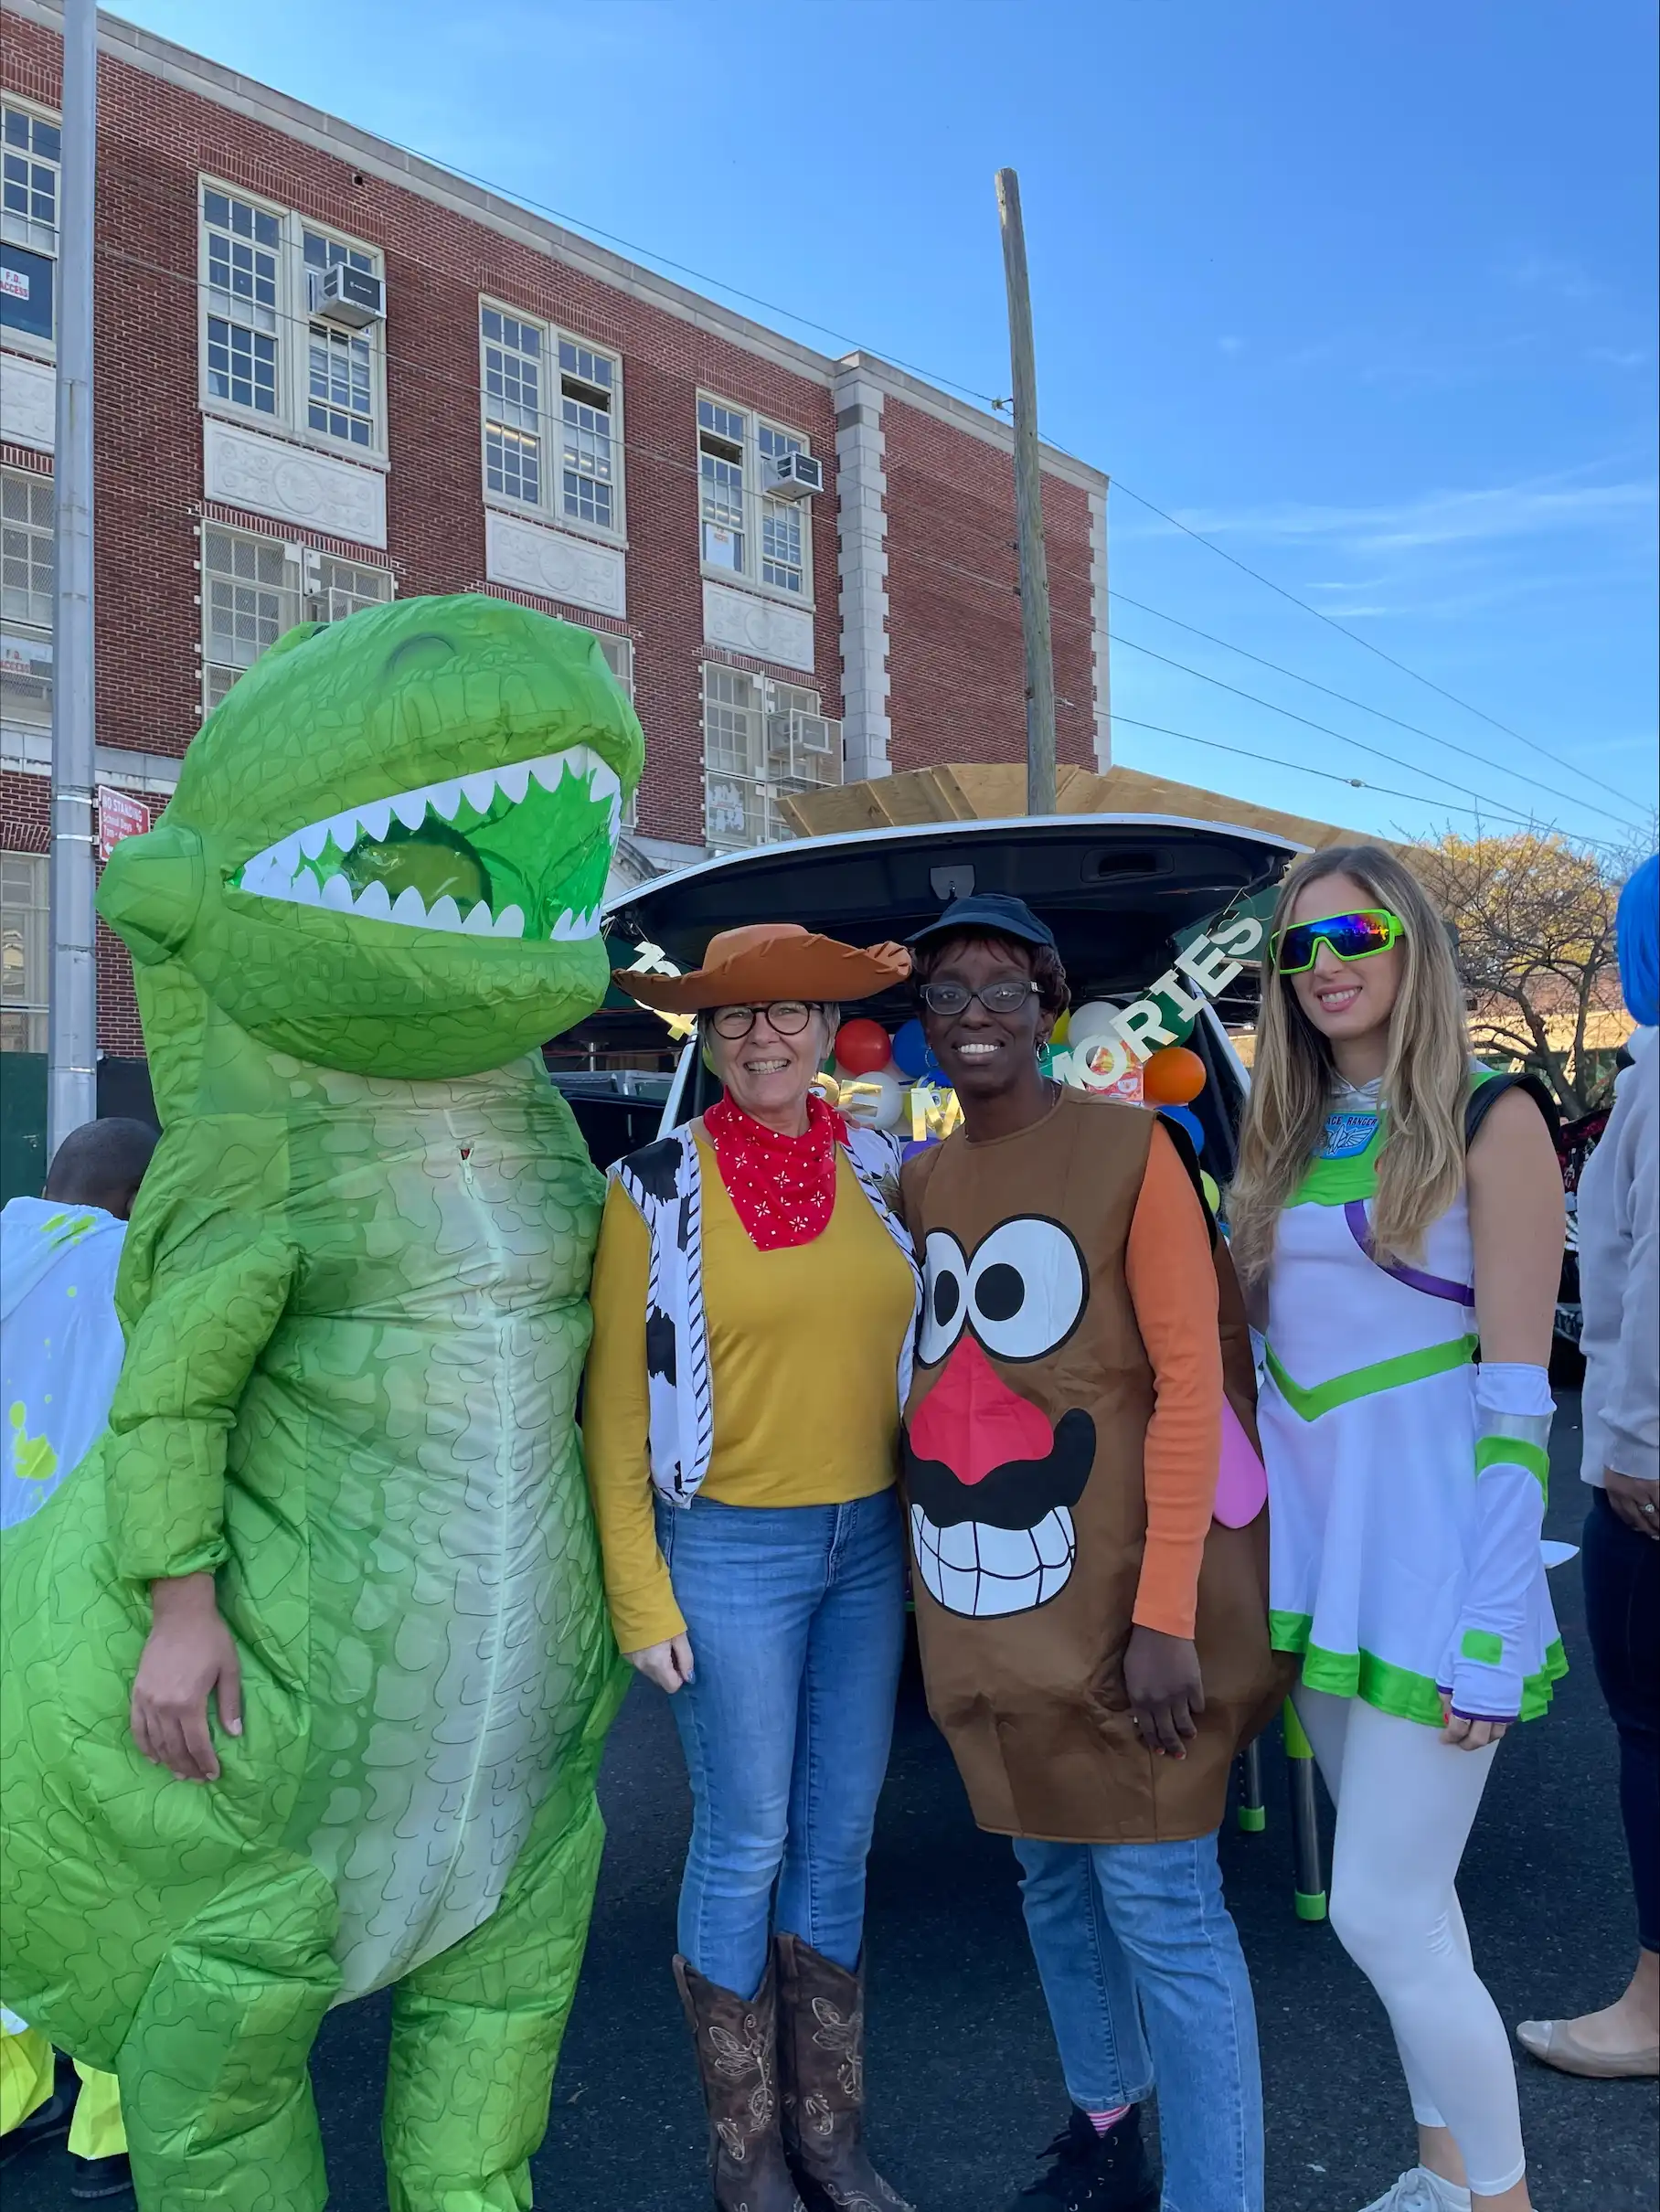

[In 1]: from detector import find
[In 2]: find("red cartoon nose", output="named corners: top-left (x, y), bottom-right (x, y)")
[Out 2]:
top-left (909, 1334), bottom-right (1055, 1486)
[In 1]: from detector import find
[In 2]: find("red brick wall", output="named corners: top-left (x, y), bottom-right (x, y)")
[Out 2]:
top-left (884, 398), bottom-right (1097, 775)
top-left (4, 14), bottom-right (1104, 1061)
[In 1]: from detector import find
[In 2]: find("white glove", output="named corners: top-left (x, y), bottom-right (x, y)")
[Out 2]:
top-left (1446, 1363), bottom-right (1554, 1724)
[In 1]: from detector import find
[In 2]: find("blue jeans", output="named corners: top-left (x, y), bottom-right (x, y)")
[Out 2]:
top-left (655, 1487), bottom-right (907, 2000)
top-left (1015, 1832), bottom-right (1263, 2212)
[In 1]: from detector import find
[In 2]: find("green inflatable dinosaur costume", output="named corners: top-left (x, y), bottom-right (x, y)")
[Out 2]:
top-left (0, 595), bottom-right (643, 2210)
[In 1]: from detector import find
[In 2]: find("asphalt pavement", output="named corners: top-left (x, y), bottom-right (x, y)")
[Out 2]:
top-left (7, 1389), bottom-right (1657, 2209)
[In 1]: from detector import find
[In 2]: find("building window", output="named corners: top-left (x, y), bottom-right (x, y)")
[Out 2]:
top-left (1, 469), bottom-right (54, 729)
top-left (198, 182), bottom-right (384, 453)
top-left (698, 399), bottom-right (746, 572)
top-left (590, 632), bottom-right (638, 826)
top-left (201, 525), bottom-right (393, 717)
top-left (701, 665), bottom-right (841, 852)
top-left (1, 102), bottom-right (61, 351)
top-left (699, 399), bottom-right (814, 598)
top-left (479, 304), bottom-right (622, 538)
top-left (558, 340), bottom-right (614, 530)
top-left (0, 849), bottom-right (48, 1054)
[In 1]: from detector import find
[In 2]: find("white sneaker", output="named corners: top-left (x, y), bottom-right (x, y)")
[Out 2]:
top-left (1357, 2170), bottom-right (1473, 2212)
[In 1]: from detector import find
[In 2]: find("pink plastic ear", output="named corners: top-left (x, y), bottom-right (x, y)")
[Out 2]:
top-left (1214, 1398), bottom-right (1269, 1528)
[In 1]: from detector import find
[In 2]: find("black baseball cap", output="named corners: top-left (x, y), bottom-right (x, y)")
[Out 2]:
top-left (908, 893), bottom-right (1058, 952)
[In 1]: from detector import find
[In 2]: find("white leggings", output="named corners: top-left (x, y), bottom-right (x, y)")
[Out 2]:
top-left (1293, 1686), bottom-right (1526, 2198)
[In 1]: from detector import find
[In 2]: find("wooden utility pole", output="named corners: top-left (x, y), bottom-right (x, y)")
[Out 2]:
top-left (995, 166), bottom-right (1056, 815)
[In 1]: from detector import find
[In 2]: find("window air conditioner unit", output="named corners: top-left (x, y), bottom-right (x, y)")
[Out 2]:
top-left (764, 451), bottom-right (823, 500)
top-left (308, 263), bottom-right (386, 329)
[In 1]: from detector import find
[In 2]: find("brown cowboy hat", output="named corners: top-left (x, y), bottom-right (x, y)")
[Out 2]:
top-left (615, 923), bottom-right (910, 1013)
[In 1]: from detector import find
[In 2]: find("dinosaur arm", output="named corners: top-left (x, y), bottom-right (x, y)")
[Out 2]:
top-left (105, 1223), bottom-right (299, 1582)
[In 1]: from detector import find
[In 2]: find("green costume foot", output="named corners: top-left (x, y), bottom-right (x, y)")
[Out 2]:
top-left (1, 597), bottom-right (642, 2207)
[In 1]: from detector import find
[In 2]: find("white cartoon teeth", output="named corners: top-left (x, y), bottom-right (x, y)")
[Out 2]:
top-left (908, 1502), bottom-right (1077, 1618)
top-left (232, 744), bottom-right (617, 941)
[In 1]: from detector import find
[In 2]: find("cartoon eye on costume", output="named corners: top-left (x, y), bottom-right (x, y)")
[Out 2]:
top-left (918, 1229), bottom-right (969, 1365)
top-left (965, 1217), bottom-right (1087, 1362)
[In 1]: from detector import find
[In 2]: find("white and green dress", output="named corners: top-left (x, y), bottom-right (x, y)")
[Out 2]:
top-left (1260, 1075), bottom-right (1567, 1726)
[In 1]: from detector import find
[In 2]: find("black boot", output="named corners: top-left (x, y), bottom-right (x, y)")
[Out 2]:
top-left (1006, 2107), bottom-right (1158, 2212)
top-left (674, 1953), bottom-right (806, 2212)
top-left (70, 2152), bottom-right (135, 2201)
top-left (774, 1935), bottom-right (913, 2212)
top-left (0, 2050), bottom-right (76, 2166)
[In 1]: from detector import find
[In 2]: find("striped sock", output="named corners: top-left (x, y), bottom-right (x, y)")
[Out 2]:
top-left (1087, 2106), bottom-right (1132, 2134)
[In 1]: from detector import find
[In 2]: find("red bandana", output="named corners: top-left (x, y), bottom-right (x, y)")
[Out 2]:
top-left (705, 1093), bottom-right (848, 1250)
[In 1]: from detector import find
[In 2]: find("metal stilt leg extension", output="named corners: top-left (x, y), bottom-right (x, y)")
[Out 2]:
top-left (1235, 1739), bottom-right (1266, 1833)
top-left (1282, 1697), bottom-right (1327, 1921)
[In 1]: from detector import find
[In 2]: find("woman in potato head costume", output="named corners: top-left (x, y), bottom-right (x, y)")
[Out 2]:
top-left (899, 897), bottom-right (1286, 2212)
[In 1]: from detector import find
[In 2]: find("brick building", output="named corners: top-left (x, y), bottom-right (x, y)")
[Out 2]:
top-left (1, 0), bottom-right (1109, 1095)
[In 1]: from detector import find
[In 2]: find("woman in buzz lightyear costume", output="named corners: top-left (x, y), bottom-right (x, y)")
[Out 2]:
top-left (1230, 845), bottom-right (1565, 2212)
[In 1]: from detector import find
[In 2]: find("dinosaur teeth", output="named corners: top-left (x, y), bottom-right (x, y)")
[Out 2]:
top-left (427, 782), bottom-right (463, 824)
top-left (459, 771), bottom-right (496, 815)
top-left (326, 811), bottom-right (361, 855)
top-left (321, 872), bottom-right (354, 911)
top-left (493, 905), bottom-right (525, 939)
top-left (426, 896), bottom-right (462, 931)
top-left (549, 907), bottom-right (601, 941)
top-left (355, 879), bottom-right (393, 920)
top-left (299, 822), bottom-right (331, 859)
top-left (391, 792), bottom-right (427, 832)
top-left (390, 887), bottom-right (428, 927)
top-left (496, 761), bottom-right (530, 804)
top-left (356, 799), bottom-right (392, 842)
top-left (461, 899), bottom-right (495, 935)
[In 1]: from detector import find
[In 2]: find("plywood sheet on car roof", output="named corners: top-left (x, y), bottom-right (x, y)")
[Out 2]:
top-left (782, 763), bottom-right (1378, 854)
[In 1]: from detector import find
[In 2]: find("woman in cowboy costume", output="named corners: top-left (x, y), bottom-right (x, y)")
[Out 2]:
top-left (585, 924), bottom-right (921, 2212)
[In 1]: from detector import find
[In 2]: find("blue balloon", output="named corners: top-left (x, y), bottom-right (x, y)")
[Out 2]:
top-left (1158, 1102), bottom-right (1205, 1154)
top-left (901, 1135), bottom-right (940, 1161)
top-left (890, 1018), bottom-right (933, 1079)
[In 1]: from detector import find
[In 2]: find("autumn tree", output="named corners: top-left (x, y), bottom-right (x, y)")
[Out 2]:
top-left (1411, 829), bottom-right (1632, 1119)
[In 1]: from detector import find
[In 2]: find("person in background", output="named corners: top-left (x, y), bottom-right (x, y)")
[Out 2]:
top-left (902, 895), bottom-right (1283, 2212)
top-left (1517, 853), bottom-right (1659, 2079)
top-left (0, 1115), bottom-right (157, 2204)
top-left (1230, 845), bottom-right (1565, 2212)
top-left (585, 924), bottom-right (920, 2212)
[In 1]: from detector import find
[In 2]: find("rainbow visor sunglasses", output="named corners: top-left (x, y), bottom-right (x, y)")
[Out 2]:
top-left (1272, 908), bottom-right (1405, 974)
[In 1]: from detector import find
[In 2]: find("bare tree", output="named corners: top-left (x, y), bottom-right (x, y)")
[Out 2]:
top-left (1412, 828), bottom-right (1633, 1119)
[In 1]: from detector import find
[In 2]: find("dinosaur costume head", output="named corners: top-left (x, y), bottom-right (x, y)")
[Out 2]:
top-left (99, 594), bottom-right (643, 1085)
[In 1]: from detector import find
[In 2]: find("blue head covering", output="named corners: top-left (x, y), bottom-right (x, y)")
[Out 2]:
top-left (1616, 854), bottom-right (1659, 1028)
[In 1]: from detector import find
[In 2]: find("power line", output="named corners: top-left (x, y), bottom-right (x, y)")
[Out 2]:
top-left (1108, 588), bottom-right (1655, 833)
top-left (1110, 629), bottom-right (1645, 835)
top-left (1109, 714), bottom-right (1627, 851)
top-left (77, 244), bottom-right (1643, 850)
top-left (1110, 479), bottom-right (1650, 818)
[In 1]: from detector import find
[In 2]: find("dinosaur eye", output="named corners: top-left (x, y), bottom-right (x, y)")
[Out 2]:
top-left (918, 1229), bottom-right (969, 1366)
top-left (967, 1217), bottom-right (1087, 1362)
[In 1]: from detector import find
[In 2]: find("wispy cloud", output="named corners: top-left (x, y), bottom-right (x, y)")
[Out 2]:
top-left (1500, 250), bottom-right (1604, 302)
top-left (1587, 345), bottom-right (1655, 369)
top-left (1174, 471), bottom-right (1655, 555)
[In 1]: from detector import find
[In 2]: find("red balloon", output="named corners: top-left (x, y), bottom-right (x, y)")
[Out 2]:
top-left (1143, 1045), bottom-right (1207, 1106)
top-left (835, 1018), bottom-right (893, 1076)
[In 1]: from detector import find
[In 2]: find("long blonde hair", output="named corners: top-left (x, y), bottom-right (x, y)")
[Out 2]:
top-left (1229, 845), bottom-right (1472, 1283)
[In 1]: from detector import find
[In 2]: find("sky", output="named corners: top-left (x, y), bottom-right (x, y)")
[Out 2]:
top-left (118, 0), bottom-right (1660, 856)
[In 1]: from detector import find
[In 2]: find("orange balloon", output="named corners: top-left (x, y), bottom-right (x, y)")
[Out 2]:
top-left (1143, 1045), bottom-right (1207, 1106)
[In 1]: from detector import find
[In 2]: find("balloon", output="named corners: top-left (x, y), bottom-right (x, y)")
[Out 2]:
top-left (902, 1135), bottom-right (940, 1161)
top-left (889, 1018), bottom-right (932, 1079)
top-left (1067, 1000), bottom-right (1120, 1047)
top-left (838, 1066), bottom-right (904, 1131)
top-left (1158, 1102), bottom-right (1204, 1153)
top-left (1143, 1045), bottom-right (1207, 1106)
top-left (1049, 1009), bottom-right (1071, 1047)
top-left (1201, 1170), bottom-right (1221, 1215)
top-left (835, 1018), bottom-right (892, 1077)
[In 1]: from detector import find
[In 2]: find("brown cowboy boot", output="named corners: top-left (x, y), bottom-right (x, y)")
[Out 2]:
top-left (774, 1935), bottom-right (915, 2212)
top-left (675, 1953), bottom-right (807, 2212)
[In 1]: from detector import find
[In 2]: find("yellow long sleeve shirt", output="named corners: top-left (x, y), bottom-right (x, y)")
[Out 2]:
top-left (583, 1133), bottom-right (917, 1653)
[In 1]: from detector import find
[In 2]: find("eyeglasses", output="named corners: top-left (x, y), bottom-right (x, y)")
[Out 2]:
top-left (918, 979), bottom-right (1040, 1016)
top-left (708, 1000), bottom-right (817, 1040)
top-left (1272, 909), bottom-right (1405, 974)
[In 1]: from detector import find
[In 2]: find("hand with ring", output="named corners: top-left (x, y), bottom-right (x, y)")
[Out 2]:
top-left (1605, 1468), bottom-right (1660, 1542)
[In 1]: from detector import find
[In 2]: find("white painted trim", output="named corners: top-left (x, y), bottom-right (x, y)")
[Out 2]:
top-left (836, 351), bottom-right (1110, 495)
top-left (203, 416), bottom-right (388, 546)
top-left (1089, 487), bottom-right (1111, 770)
top-left (13, 0), bottom-right (835, 387)
top-left (2, 728), bottom-right (182, 794)
top-left (832, 369), bottom-right (890, 782)
top-left (701, 579), bottom-right (815, 674)
top-left (0, 349), bottom-right (56, 452)
top-left (484, 507), bottom-right (626, 619)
